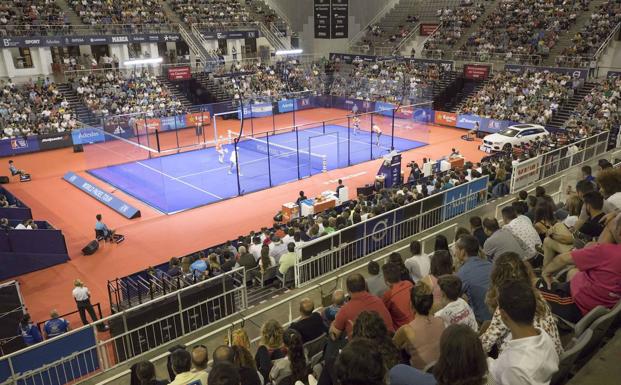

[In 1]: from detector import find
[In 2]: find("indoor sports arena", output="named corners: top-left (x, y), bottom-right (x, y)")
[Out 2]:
top-left (0, 1), bottom-right (620, 385)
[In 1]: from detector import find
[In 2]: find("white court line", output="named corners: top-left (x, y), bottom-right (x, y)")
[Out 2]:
top-left (93, 142), bottom-right (223, 200)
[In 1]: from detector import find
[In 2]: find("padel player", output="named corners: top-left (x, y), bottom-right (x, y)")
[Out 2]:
top-left (215, 136), bottom-right (228, 163)
top-left (372, 124), bottom-right (382, 146)
top-left (353, 116), bottom-right (361, 135)
top-left (228, 148), bottom-right (242, 176)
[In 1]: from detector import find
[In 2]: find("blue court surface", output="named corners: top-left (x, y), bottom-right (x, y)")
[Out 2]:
top-left (88, 125), bottom-right (427, 214)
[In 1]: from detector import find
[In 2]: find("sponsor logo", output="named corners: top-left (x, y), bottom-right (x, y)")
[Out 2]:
top-left (111, 36), bottom-right (129, 43)
top-left (3, 39), bottom-right (12, 47)
top-left (10, 138), bottom-right (28, 149)
top-left (113, 126), bottom-right (126, 135)
top-left (216, 32), bottom-right (224, 39)
top-left (79, 131), bottom-right (101, 139)
top-left (458, 116), bottom-right (479, 124)
top-left (90, 37), bottom-right (107, 43)
top-left (247, 31), bottom-right (256, 38)
top-left (25, 39), bottom-right (40, 45)
top-left (41, 136), bottom-right (65, 143)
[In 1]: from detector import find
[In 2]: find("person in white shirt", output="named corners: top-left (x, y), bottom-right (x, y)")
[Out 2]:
top-left (248, 236), bottom-right (263, 262)
top-left (169, 349), bottom-right (208, 385)
top-left (72, 279), bottom-right (107, 331)
top-left (501, 206), bottom-right (541, 261)
top-left (488, 281), bottom-right (559, 385)
top-left (596, 168), bottom-right (621, 210)
top-left (434, 274), bottom-right (478, 331)
top-left (269, 236), bottom-right (287, 264)
top-left (228, 147), bottom-right (242, 176)
top-left (404, 240), bottom-right (430, 282)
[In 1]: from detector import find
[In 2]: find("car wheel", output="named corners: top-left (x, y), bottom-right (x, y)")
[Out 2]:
top-left (503, 143), bottom-right (512, 152)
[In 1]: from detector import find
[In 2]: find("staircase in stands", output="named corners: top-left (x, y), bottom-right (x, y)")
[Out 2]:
top-left (546, 82), bottom-right (597, 130)
top-left (194, 72), bottom-right (234, 103)
top-left (56, 83), bottom-right (100, 127)
top-left (157, 75), bottom-right (197, 111)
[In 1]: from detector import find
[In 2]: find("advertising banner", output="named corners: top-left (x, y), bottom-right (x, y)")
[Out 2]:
top-left (185, 112), bottom-right (211, 127)
top-left (505, 64), bottom-right (588, 80)
top-left (456, 114), bottom-right (485, 130)
top-left (103, 115), bottom-right (135, 139)
top-left (0, 136), bottom-right (40, 156)
top-left (167, 66), bottom-right (191, 81)
top-left (375, 101), bottom-right (396, 117)
top-left (238, 103), bottom-right (273, 119)
top-left (71, 127), bottom-right (106, 145)
top-left (511, 157), bottom-right (543, 193)
top-left (1, 34), bottom-right (181, 48)
top-left (607, 71), bottom-right (621, 78)
top-left (314, 0), bottom-right (331, 38)
top-left (37, 132), bottom-right (72, 150)
top-left (278, 99), bottom-right (295, 113)
top-left (135, 118), bottom-right (161, 132)
top-left (201, 30), bottom-right (259, 40)
top-left (412, 108), bottom-right (434, 123)
top-left (443, 184), bottom-right (469, 221)
top-left (419, 24), bottom-right (439, 36)
top-left (463, 64), bottom-right (491, 80)
top-left (331, 0), bottom-right (349, 39)
top-left (434, 111), bottom-right (457, 127)
top-left (296, 97), bottom-right (313, 110)
top-left (63, 172), bottom-right (141, 219)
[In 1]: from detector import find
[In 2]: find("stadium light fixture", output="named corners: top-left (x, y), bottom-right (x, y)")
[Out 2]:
top-left (123, 57), bottom-right (164, 66)
top-left (275, 49), bottom-right (303, 56)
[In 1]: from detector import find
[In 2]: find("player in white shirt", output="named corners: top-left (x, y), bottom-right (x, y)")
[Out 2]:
top-left (434, 275), bottom-right (478, 331)
top-left (352, 116), bottom-right (360, 136)
top-left (228, 147), bottom-right (242, 176)
top-left (372, 124), bottom-right (382, 146)
top-left (215, 136), bottom-right (228, 163)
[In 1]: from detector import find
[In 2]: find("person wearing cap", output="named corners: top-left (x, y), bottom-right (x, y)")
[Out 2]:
top-left (43, 309), bottom-right (70, 338)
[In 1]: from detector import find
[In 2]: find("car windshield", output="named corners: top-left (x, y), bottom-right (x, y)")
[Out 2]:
top-left (499, 129), bottom-right (519, 137)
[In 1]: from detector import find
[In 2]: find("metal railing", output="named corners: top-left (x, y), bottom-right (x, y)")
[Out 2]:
top-left (258, 23), bottom-right (287, 51)
top-left (509, 131), bottom-right (610, 193)
top-left (451, 50), bottom-right (543, 65)
top-left (0, 268), bottom-right (246, 385)
top-left (392, 22), bottom-right (421, 55)
top-left (295, 177), bottom-right (490, 287)
top-left (348, 0), bottom-right (402, 47)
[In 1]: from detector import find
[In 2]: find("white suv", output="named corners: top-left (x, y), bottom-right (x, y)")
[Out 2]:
top-left (481, 124), bottom-right (549, 153)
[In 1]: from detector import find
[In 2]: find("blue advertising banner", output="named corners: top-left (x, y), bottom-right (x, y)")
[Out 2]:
top-left (375, 101), bottom-right (396, 117)
top-left (296, 97), bottom-right (313, 110)
top-left (413, 108), bottom-right (434, 123)
top-left (201, 30), bottom-right (260, 40)
top-left (607, 71), bottom-right (621, 78)
top-left (71, 127), bottom-right (106, 145)
top-left (0, 136), bottom-right (40, 156)
top-left (466, 176), bottom-right (489, 210)
top-left (443, 184), bottom-right (469, 221)
top-left (456, 114), bottom-right (485, 130)
top-left (364, 214), bottom-right (394, 254)
top-left (278, 99), bottom-right (295, 113)
top-left (1, 33), bottom-right (181, 48)
top-left (238, 103), bottom-right (273, 119)
top-left (63, 172), bottom-right (141, 219)
top-left (159, 115), bottom-right (187, 131)
top-left (103, 115), bottom-right (135, 139)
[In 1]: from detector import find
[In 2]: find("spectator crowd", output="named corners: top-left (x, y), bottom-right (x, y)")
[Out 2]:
top-left (68, 0), bottom-right (168, 25)
top-left (0, 0), bottom-right (68, 36)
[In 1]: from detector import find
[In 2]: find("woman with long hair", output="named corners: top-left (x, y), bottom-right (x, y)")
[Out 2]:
top-left (393, 283), bottom-right (445, 370)
top-left (133, 361), bottom-right (167, 385)
top-left (352, 310), bottom-right (400, 371)
top-left (255, 319), bottom-right (287, 381)
top-left (433, 234), bottom-right (450, 253)
top-left (270, 329), bottom-right (309, 385)
top-left (421, 250), bottom-right (454, 312)
top-left (259, 245), bottom-right (275, 272)
top-left (480, 252), bottom-right (562, 356)
top-left (229, 328), bottom-right (251, 351)
top-left (232, 345), bottom-right (263, 385)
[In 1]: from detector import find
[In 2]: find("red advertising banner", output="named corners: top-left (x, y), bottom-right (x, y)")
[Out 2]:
top-left (434, 111), bottom-right (457, 127)
top-left (463, 64), bottom-right (491, 80)
top-left (135, 118), bottom-right (161, 132)
top-left (186, 112), bottom-right (211, 126)
top-left (419, 23), bottom-right (439, 36)
top-left (167, 66), bottom-right (191, 81)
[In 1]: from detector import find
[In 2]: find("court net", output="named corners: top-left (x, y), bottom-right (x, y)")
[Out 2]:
top-left (228, 130), bottom-right (327, 173)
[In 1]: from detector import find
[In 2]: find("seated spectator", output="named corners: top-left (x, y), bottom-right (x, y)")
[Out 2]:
top-left (167, 257), bottom-right (182, 277)
top-left (352, 311), bottom-right (400, 371)
top-left (209, 361), bottom-right (241, 385)
top-left (469, 216), bottom-right (488, 247)
top-left (0, 218), bottom-right (9, 231)
top-left (488, 281), bottom-right (559, 385)
top-left (191, 345), bottom-right (209, 373)
top-left (434, 275), bottom-right (478, 331)
top-left (278, 242), bottom-right (297, 276)
top-left (269, 329), bottom-right (308, 385)
top-left (255, 319), bottom-right (287, 380)
top-left (393, 282), bottom-right (445, 370)
top-left (15, 219), bottom-right (33, 230)
top-left (573, 179), bottom-right (616, 231)
top-left (19, 313), bottom-right (42, 346)
top-left (134, 360), bottom-right (167, 385)
top-left (390, 324), bottom-right (491, 385)
top-left (95, 213), bottom-right (115, 241)
top-left (482, 252), bottom-right (562, 356)
top-left (169, 348), bottom-right (208, 385)
top-left (482, 217), bottom-right (525, 261)
top-left (533, 205), bottom-right (556, 243)
top-left (405, 240), bottom-right (430, 282)
top-left (388, 252), bottom-right (414, 283)
top-left (382, 262), bottom-right (415, 329)
top-left (259, 245), bottom-right (275, 270)
top-left (237, 246), bottom-right (258, 271)
top-left (421, 250), bottom-right (454, 312)
top-left (541, 220), bottom-right (621, 322)
top-left (502, 206), bottom-right (542, 261)
top-left (270, 236), bottom-right (287, 263)
top-left (323, 289), bottom-right (345, 324)
top-left (231, 345), bottom-right (263, 385)
top-left (455, 235), bottom-right (492, 322)
top-left (330, 273), bottom-right (393, 340)
top-left (596, 167), bottom-right (621, 209)
top-left (542, 210), bottom-right (576, 267)
top-left (289, 298), bottom-right (327, 343)
top-left (43, 309), bottom-right (70, 339)
top-left (576, 191), bottom-right (606, 241)
top-left (335, 338), bottom-right (385, 385)
top-left (365, 260), bottom-right (388, 297)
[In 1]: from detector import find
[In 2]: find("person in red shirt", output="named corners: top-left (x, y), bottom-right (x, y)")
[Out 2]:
top-left (330, 274), bottom-right (393, 340)
top-left (541, 220), bottom-right (621, 322)
top-left (382, 263), bottom-right (415, 329)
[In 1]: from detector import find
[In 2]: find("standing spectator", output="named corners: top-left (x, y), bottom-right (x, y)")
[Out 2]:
top-left (404, 240), bottom-right (430, 282)
top-left (434, 275), bottom-right (478, 331)
top-left (72, 279), bottom-right (107, 331)
top-left (382, 263), bottom-right (414, 329)
top-left (331, 273), bottom-right (393, 340)
top-left (488, 281), bottom-right (559, 385)
top-left (393, 283), bottom-right (445, 370)
top-left (43, 309), bottom-right (70, 339)
top-left (290, 298), bottom-right (327, 343)
top-left (365, 260), bottom-right (388, 297)
top-left (134, 361), bottom-right (168, 385)
top-left (455, 235), bottom-right (493, 322)
top-left (169, 349), bottom-right (208, 385)
top-left (18, 313), bottom-right (42, 346)
top-left (482, 217), bottom-right (526, 261)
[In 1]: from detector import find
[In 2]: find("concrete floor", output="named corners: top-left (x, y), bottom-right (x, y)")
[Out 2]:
top-left (568, 331), bottom-right (621, 385)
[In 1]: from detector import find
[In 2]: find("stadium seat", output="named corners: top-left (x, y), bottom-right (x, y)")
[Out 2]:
top-left (576, 308), bottom-right (618, 365)
top-left (277, 267), bottom-right (295, 289)
top-left (254, 265), bottom-right (280, 288)
top-left (550, 329), bottom-right (593, 385)
top-left (572, 306), bottom-right (610, 338)
top-left (304, 333), bottom-right (327, 367)
top-left (605, 300), bottom-right (621, 338)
